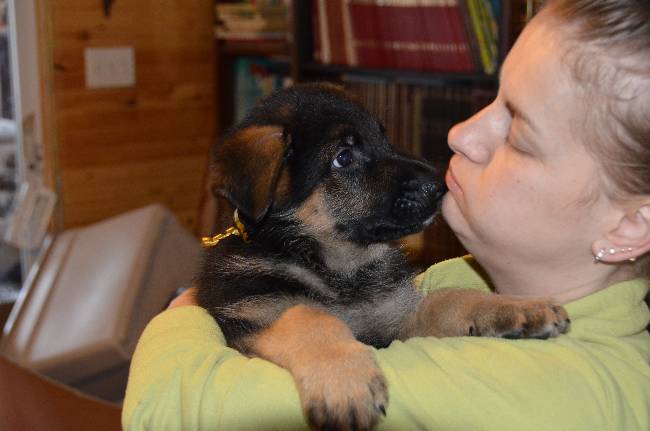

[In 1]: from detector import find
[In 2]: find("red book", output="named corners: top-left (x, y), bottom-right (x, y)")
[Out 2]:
top-left (346, 0), bottom-right (476, 73)
top-left (458, 0), bottom-right (484, 71)
top-left (347, 2), bottom-right (383, 68)
top-left (313, 0), bottom-right (356, 66)
top-left (314, 0), bottom-right (328, 63)
top-left (385, 3), bottom-right (423, 69)
top-left (445, 2), bottom-right (478, 71)
top-left (325, 0), bottom-right (348, 65)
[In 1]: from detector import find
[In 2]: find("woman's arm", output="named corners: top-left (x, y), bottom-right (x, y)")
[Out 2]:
top-left (124, 260), bottom-right (650, 430)
top-left (122, 306), bottom-right (307, 430)
top-left (122, 304), bottom-right (615, 431)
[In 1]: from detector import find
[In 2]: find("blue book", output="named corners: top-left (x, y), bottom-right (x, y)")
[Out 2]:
top-left (234, 57), bottom-right (290, 123)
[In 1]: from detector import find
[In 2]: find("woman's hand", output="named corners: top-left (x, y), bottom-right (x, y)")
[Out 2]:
top-left (168, 287), bottom-right (198, 308)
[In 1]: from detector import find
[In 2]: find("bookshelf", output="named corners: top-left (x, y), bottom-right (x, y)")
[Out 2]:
top-left (300, 62), bottom-right (499, 86)
top-left (218, 39), bottom-right (290, 57)
top-left (214, 41), bottom-right (290, 133)
top-left (290, 0), bottom-right (514, 84)
top-left (209, 0), bottom-right (530, 266)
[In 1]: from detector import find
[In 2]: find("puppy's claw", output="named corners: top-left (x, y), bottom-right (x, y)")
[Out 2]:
top-left (481, 300), bottom-right (571, 340)
top-left (298, 342), bottom-right (388, 431)
top-left (502, 330), bottom-right (524, 339)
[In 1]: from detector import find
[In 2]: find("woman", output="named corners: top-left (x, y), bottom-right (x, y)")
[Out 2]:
top-left (123, 1), bottom-right (650, 429)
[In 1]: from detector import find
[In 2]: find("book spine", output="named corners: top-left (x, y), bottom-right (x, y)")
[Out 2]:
top-left (325, 0), bottom-right (348, 65)
top-left (477, 0), bottom-right (498, 69)
top-left (348, 1), bottom-right (385, 69)
top-left (466, 0), bottom-right (494, 74)
top-left (342, 0), bottom-right (358, 66)
top-left (439, 1), bottom-right (460, 71)
top-left (458, 0), bottom-right (483, 72)
top-left (412, 85), bottom-right (424, 158)
top-left (348, 0), bottom-right (478, 73)
top-left (387, 81), bottom-right (398, 147)
top-left (317, 0), bottom-right (331, 64)
top-left (418, 1), bottom-right (440, 71)
top-left (446, 2), bottom-right (477, 72)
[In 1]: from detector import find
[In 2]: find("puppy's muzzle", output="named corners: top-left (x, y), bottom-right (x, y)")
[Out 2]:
top-left (394, 178), bottom-right (445, 216)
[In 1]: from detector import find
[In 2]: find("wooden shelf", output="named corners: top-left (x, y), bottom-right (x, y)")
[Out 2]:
top-left (217, 39), bottom-right (291, 58)
top-left (301, 62), bottom-right (499, 87)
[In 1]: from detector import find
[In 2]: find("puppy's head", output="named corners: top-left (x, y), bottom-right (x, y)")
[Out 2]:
top-left (214, 83), bottom-right (445, 244)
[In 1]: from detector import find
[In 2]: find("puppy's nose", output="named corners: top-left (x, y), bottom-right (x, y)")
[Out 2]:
top-left (401, 179), bottom-right (446, 201)
top-left (419, 180), bottom-right (447, 200)
top-left (394, 179), bottom-right (446, 217)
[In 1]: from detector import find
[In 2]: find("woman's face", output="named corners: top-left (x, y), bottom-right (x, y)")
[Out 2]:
top-left (442, 14), bottom-right (620, 272)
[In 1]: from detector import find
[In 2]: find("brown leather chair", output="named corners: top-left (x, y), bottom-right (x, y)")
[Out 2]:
top-left (0, 353), bottom-right (121, 431)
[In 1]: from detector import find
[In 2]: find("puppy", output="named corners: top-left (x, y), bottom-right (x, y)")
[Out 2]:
top-left (197, 83), bottom-right (569, 430)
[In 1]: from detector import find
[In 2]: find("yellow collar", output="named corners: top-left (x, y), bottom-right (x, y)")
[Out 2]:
top-left (201, 209), bottom-right (249, 247)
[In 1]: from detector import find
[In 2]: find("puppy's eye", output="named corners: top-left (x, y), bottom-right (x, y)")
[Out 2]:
top-left (333, 149), bottom-right (353, 168)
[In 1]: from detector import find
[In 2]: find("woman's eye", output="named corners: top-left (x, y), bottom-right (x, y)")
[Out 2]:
top-left (333, 149), bottom-right (353, 168)
top-left (506, 130), bottom-right (531, 156)
top-left (508, 140), bottom-right (531, 156)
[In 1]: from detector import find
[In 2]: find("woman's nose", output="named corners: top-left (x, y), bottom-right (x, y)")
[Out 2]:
top-left (448, 105), bottom-right (498, 165)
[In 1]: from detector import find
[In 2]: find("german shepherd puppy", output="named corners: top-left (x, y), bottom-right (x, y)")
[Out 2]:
top-left (197, 83), bottom-right (569, 430)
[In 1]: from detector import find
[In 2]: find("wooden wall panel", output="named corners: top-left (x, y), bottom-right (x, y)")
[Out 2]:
top-left (41, 0), bottom-right (216, 231)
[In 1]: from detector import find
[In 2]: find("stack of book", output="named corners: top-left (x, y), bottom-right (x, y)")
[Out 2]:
top-left (343, 76), bottom-right (494, 264)
top-left (215, 1), bottom-right (290, 42)
top-left (313, 0), bottom-right (501, 74)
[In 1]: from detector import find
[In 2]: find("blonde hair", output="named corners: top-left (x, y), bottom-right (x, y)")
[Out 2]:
top-left (544, 0), bottom-right (650, 276)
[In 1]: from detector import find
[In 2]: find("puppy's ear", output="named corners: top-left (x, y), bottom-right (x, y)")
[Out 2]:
top-left (214, 125), bottom-right (290, 224)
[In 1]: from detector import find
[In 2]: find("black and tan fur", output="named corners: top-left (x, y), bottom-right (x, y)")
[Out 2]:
top-left (197, 83), bottom-right (569, 431)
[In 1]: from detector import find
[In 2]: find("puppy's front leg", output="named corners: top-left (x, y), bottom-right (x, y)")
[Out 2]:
top-left (400, 288), bottom-right (571, 340)
top-left (247, 305), bottom-right (388, 431)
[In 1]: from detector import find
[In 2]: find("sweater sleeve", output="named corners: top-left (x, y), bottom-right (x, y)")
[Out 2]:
top-left (122, 306), bottom-right (308, 430)
top-left (122, 306), bottom-right (624, 431)
top-left (376, 336), bottom-right (615, 430)
top-left (415, 255), bottom-right (493, 294)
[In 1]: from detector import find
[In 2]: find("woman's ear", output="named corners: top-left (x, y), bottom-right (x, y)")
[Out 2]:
top-left (592, 205), bottom-right (650, 262)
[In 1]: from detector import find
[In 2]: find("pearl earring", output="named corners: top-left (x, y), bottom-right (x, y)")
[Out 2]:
top-left (593, 248), bottom-right (606, 263)
top-left (622, 247), bottom-right (636, 262)
top-left (593, 247), bottom-right (636, 263)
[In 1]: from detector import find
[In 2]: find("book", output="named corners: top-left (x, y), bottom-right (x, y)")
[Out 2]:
top-left (476, 0), bottom-right (499, 69)
top-left (465, 0), bottom-right (496, 74)
top-left (215, 1), bottom-right (290, 42)
top-left (349, 0), bottom-right (476, 72)
top-left (233, 57), bottom-right (291, 123)
top-left (313, 0), bottom-right (357, 66)
top-left (313, 0), bottom-right (500, 74)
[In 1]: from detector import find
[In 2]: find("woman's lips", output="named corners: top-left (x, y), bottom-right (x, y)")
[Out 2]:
top-left (445, 165), bottom-right (462, 194)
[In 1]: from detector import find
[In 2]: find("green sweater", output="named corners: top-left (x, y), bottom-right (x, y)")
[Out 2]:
top-left (123, 257), bottom-right (650, 430)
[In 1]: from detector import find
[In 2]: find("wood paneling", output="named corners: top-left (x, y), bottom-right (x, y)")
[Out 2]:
top-left (40, 0), bottom-right (216, 231)
top-left (0, 354), bottom-right (121, 431)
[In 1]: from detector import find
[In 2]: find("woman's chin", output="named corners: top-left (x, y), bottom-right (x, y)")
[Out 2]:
top-left (441, 194), bottom-right (471, 248)
top-left (441, 194), bottom-right (461, 228)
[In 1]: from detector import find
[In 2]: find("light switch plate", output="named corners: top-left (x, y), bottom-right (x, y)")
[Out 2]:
top-left (85, 46), bottom-right (136, 88)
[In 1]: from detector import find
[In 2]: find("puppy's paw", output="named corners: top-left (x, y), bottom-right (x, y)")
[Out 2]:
top-left (470, 298), bottom-right (570, 340)
top-left (295, 341), bottom-right (388, 431)
top-left (402, 288), bottom-right (571, 340)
